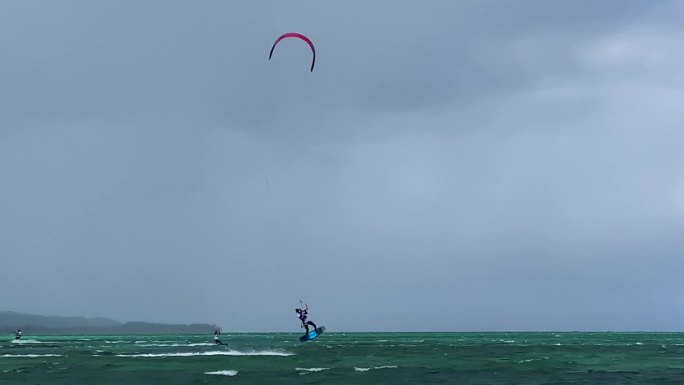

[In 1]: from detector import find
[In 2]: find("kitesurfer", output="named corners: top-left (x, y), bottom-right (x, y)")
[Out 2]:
top-left (295, 303), bottom-right (317, 335)
top-left (15, 329), bottom-right (21, 340)
top-left (214, 328), bottom-right (224, 345)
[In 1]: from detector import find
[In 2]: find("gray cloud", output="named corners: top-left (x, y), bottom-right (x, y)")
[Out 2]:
top-left (1, 0), bottom-right (683, 331)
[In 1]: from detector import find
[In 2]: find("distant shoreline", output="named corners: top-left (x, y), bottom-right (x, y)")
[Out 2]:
top-left (1, 310), bottom-right (216, 335)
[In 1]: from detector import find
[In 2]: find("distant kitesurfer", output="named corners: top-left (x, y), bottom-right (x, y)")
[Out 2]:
top-left (295, 303), bottom-right (317, 335)
top-left (214, 327), bottom-right (224, 345)
top-left (15, 330), bottom-right (21, 340)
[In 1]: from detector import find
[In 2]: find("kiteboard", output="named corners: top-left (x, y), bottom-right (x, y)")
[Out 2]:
top-left (299, 326), bottom-right (325, 342)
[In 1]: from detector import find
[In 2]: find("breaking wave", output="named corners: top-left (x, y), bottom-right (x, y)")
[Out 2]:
top-left (115, 350), bottom-right (293, 358)
top-left (205, 370), bottom-right (238, 376)
top-left (354, 365), bottom-right (398, 372)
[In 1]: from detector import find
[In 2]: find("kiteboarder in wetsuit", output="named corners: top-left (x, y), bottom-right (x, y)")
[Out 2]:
top-left (295, 303), bottom-right (317, 335)
top-left (15, 330), bottom-right (21, 340)
top-left (214, 328), bottom-right (224, 345)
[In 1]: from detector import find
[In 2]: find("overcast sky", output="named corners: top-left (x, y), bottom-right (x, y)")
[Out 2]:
top-left (1, 0), bottom-right (683, 332)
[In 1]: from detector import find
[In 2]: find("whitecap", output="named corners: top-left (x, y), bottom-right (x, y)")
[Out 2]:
top-left (354, 365), bottom-right (397, 372)
top-left (517, 357), bottom-right (549, 364)
top-left (115, 350), bottom-right (293, 358)
top-left (205, 370), bottom-right (238, 376)
top-left (296, 367), bottom-right (329, 372)
top-left (135, 343), bottom-right (214, 347)
top-left (1, 354), bottom-right (63, 358)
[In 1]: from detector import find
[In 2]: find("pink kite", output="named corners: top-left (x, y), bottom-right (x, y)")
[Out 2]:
top-left (269, 33), bottom-right (316, 72)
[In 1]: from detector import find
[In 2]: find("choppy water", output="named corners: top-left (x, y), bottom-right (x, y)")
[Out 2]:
top-left (2, 332), bottom-right (684, 384)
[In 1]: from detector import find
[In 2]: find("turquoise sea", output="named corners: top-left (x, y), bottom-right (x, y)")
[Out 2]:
top-left (3, 332), bottom-right (684, 384)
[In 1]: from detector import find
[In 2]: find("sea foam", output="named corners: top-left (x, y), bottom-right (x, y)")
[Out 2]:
top-left (115, 350), bottom-right (293, 358)
top-left (205, 370), bottom-right (238, 376)
top-left (354, 365), bottom-right (398, 372)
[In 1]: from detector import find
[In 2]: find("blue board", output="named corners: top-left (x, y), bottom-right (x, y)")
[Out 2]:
top-left (299, 326), bottom-right (325, 342)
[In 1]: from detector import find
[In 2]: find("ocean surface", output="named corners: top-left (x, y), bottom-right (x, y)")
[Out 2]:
top-left (2, 332), bottom-right (684, 384)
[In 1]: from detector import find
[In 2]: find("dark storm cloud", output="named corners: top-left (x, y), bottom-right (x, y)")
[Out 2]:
top-left (1, 1), bottom-right (683, 331)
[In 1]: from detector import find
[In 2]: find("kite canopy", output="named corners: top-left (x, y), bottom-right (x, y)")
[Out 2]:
top-left (269, 33), bottom-right (316, 72)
